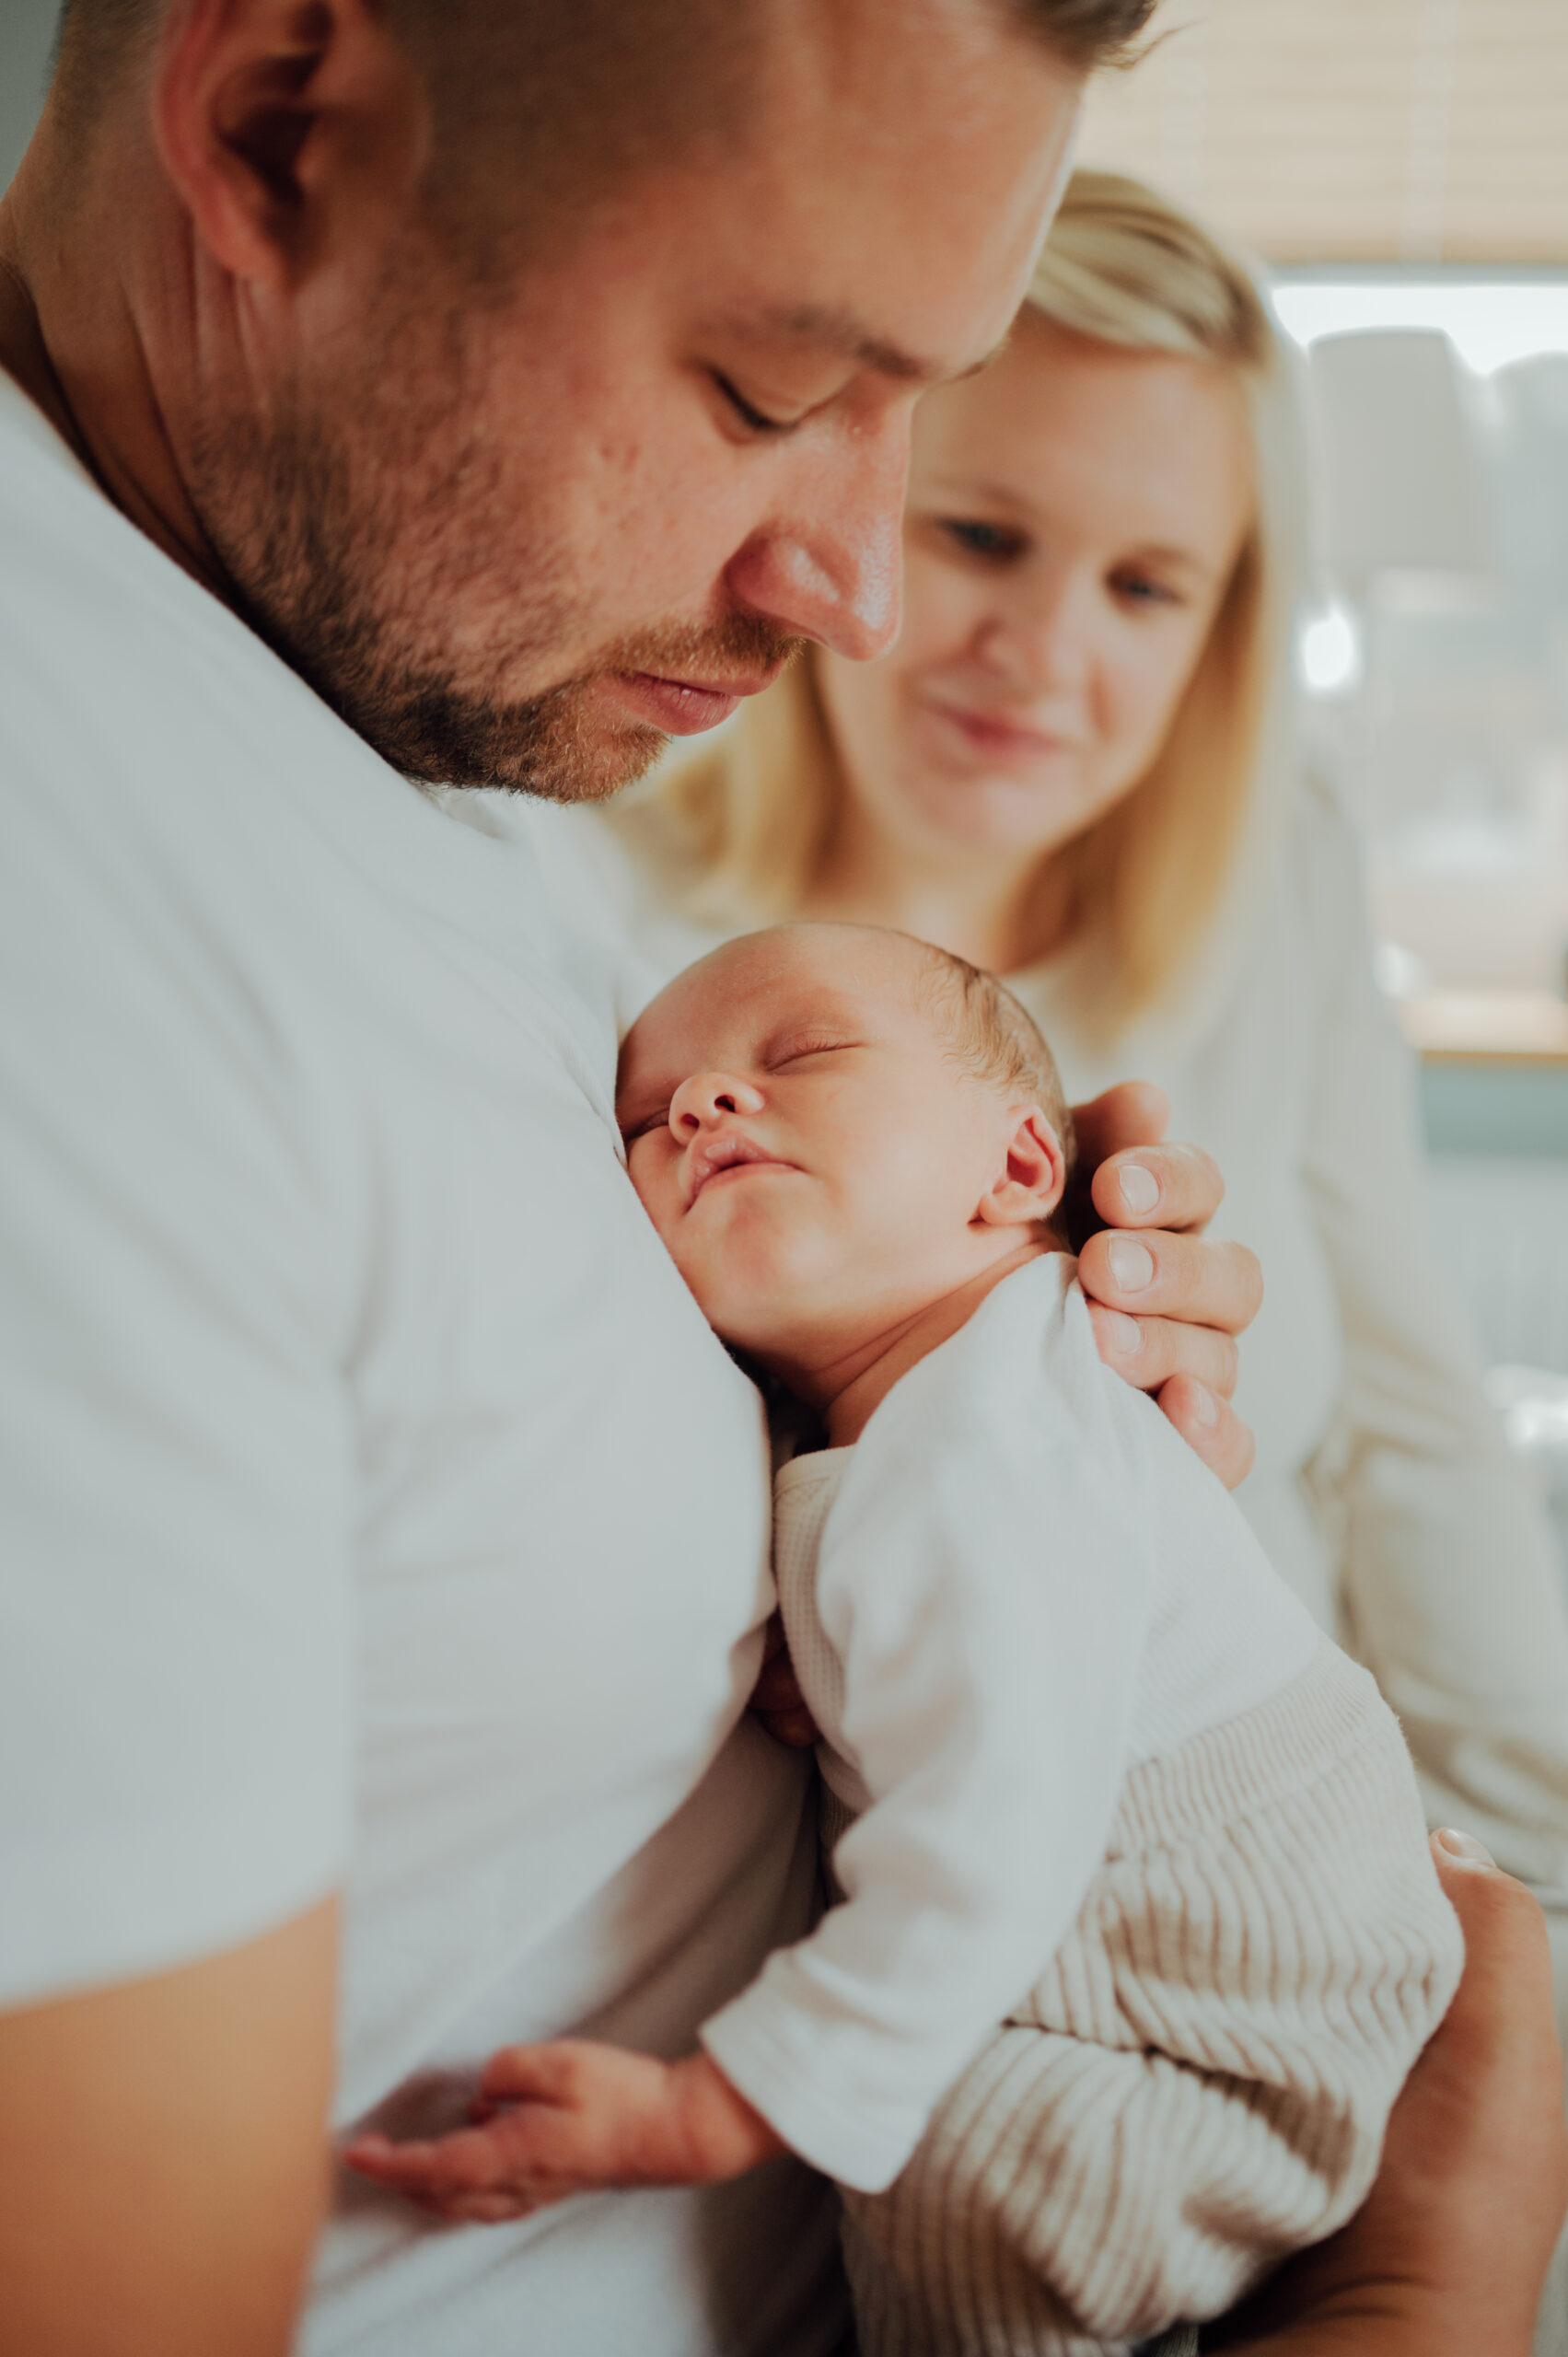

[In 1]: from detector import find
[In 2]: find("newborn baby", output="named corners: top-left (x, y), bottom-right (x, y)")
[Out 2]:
top-left (350, 923), bottom-right (1464, 2355)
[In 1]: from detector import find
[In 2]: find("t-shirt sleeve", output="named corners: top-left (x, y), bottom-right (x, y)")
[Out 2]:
top-left (0, 763), bottom-right (357, 2008)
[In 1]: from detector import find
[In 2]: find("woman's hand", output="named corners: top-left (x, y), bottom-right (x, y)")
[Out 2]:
top-left (1208, 1831), bottom-right (1568, 2356)
top-left (1069, 1083), bottom-right (1262, 1490)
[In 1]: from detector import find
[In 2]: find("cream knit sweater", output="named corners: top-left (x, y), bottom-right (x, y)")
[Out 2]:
top-left (699, 1259), bottom-right (1463, 2356)
top-left (839, 1642), bottom-right (1454, 2353)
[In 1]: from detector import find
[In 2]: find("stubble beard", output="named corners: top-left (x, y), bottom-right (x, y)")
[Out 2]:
top-left (186, 325), bottom-right (799, 802)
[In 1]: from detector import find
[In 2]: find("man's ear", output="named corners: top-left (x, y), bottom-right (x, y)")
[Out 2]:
top-left (152, 0), bottom-right (427, 292)
top-left (973, 1108), bottom-right (1067, 1230)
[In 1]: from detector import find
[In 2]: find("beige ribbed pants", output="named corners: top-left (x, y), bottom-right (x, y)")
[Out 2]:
top-left (838, 1644), bottom-right (1462, 2357)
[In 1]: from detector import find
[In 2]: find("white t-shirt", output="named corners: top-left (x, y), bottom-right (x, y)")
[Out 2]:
top-left (703, 1257), bottom-right (1318, 2192)
top-left (0, 373), bottom-right (845, 2356)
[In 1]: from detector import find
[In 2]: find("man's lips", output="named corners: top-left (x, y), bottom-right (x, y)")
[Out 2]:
top-left (609, 666), bottom-right (785, 737)
top-left (683, 1130), bottom-right (799, 1207)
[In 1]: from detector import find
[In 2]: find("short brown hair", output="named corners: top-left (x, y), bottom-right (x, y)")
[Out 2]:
top-left (909, 937), bottom-right (1076, 1178)
top-left (53, 2), bottom-right (1158, 183)
top-left (1008, 0), bottom-right (1156, 69)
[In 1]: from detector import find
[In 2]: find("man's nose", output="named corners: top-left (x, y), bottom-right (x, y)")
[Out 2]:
top-left (668, 1071), bottom-right (766, 1137)
top-left (723, 425), bottom-right (909, 663)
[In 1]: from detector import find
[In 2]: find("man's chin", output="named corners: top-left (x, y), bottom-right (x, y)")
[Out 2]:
top-left (493, 717), bottom-right (671, 807)
top-left (342, 679), bottom-right (670, 802)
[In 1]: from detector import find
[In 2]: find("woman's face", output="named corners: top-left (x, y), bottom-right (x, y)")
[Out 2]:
top-left (815, 316), bottom-right (1256, 867)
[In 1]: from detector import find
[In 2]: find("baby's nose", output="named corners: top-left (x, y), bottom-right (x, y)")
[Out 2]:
top-left (670, 1071), bottom-right (763, 1132)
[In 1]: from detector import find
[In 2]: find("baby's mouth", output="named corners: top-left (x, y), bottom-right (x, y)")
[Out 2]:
top-left (684, 1130), bottom-right (797, 1207)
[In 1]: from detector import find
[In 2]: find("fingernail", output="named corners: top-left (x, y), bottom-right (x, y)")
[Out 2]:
top-left (1434, 1827), bottom-right (1496, 1869)
top-left (1107, 1238), bottom-right (1155, 1294)
top-left (1119, 1164), bottom-right (1160, 1216)
top-left (1189, 1382), bottom-right (1218, 1428)
top-left (1105, 1311), bottom-right (1143, 1357)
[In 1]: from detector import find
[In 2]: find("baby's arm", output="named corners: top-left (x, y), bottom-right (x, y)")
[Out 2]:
top-left (354, 1278), bottom-right (1148, 2215)
top-left (344, 2040), bottom-right (782, 2222)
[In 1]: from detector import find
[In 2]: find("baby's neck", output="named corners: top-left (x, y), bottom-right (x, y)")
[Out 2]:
top-left (818, 1237), bottom-right (1058, 1448)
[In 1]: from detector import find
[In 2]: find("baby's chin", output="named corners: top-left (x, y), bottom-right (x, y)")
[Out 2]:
top-left (669, 1233), bottom-right (849, 1367)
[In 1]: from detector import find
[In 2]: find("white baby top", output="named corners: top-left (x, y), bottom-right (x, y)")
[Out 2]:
top-left (701, 1255), bottom-right (1319, 2195)
top-left (0, 371), bottom-right (843, 2356)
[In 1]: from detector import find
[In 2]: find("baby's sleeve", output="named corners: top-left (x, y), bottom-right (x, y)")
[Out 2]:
top-left (701, 1285), bottom-right (1155, 2195)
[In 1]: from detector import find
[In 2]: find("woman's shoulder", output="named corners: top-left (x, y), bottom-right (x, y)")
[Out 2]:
top-left (1005, 756), bottom-right (1376, 1098)
top-left (1282, 759), bottom-right (1367, 895)
top-left (1186, 755), bottom-right (1370, 998)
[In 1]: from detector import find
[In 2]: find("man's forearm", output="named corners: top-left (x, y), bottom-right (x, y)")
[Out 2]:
top-left (0, 1898), bottom-right (338, 2357)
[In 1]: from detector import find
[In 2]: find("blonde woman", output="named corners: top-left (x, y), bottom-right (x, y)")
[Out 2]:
top-left (518, 169), bottom-right (1568, 1902)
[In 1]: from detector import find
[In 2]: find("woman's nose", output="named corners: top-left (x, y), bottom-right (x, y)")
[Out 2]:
top-left (978, 571), bottom-right (1093, 694)
top-left (668, 1071), bottom-right (766, 1137)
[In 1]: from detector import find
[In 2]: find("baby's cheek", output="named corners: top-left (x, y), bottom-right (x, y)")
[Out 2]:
top-left (682, 1214), bottom-right (821, 1345)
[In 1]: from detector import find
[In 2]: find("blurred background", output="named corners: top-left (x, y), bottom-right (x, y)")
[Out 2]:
top-left (1076, 0), bottom-right (1568, 1568)
top-left (5, 0), bottom-right (1565, 1550)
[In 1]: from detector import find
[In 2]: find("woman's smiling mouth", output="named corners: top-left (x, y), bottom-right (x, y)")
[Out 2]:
top-left (919, 693), bottom-right (1080, 761)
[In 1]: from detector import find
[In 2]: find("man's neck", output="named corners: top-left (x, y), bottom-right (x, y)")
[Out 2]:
top-left (806, 1237), bottom-right (1057, 1448)
top-left (0, 130), bottom-right (234, 604)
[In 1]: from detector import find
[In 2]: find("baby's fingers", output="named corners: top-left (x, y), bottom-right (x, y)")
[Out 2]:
top-left (480, 2040), bottom-right (585, 2104)
top-left (343, 2120), bottom-right (529, 2206)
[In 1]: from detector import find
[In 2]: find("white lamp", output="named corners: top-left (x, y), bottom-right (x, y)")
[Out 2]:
top-left (1307, 329), bottom-right (1493, 591)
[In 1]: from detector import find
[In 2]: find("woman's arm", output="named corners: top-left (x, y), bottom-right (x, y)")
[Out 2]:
top-left (1211, 1833), bottom-right (1568, 2357)
top-left (1296, 780), bottom-right (1568, 1885)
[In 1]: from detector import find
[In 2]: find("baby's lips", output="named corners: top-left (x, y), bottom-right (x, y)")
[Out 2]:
top-left (683, 1129), bottom-right (781, 1206)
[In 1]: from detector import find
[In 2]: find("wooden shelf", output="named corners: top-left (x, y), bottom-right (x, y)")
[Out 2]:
top-left (1399, 990), bottom-right (1568, 1066)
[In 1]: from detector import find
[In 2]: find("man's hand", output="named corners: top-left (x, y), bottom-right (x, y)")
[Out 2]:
top-left (1210, 1831), bottom-right (1568, 2357)
top-left (343, 2041), bottom-right (783, 2223)
top-left (1069, 1084), bottom-right (1261, 1491)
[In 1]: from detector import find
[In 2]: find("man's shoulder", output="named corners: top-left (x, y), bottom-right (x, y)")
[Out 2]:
top-left (0, 372), bottom-right (386, 850)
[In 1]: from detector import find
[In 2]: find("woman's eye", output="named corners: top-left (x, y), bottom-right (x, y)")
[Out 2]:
top-left (1112, 570), bottom-right (1181, 609)
top-left (712, 373), bottom-right (795, 436)
top-left (942, 518), bottom-right (1025, 563)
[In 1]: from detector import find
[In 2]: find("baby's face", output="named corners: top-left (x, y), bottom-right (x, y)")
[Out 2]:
top-left (617, 926), bottom-right (1046, 1374)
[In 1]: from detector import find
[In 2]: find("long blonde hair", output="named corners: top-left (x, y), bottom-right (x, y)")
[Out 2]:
top-left (612, 169), bottom-right (1307, 1029)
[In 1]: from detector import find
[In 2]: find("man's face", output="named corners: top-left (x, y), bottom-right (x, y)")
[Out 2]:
top-left (617, 928), bottom-right (1026, 1371)
top-left (185, 6), bottom-right (1081, 795)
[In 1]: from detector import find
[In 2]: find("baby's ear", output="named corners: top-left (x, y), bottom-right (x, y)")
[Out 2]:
top-left (974, 1108), bottom-right (1067, 1229)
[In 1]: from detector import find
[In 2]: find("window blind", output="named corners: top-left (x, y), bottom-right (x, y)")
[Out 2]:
top-left (1075, 0), bottom-right (1568, 264)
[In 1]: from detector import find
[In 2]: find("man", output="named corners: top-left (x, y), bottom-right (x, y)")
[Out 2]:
top-left (0, 5), bottom-right (1550, 2353)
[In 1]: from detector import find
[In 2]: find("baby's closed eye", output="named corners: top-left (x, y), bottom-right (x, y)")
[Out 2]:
top-left (619, 1106), bottom-right (671, 1144)
top-left (766, 1034), bottom-right (861, 1069)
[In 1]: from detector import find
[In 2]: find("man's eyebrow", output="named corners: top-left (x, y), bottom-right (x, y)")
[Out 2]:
top-left (749, 306), bottom-right (1009, 389)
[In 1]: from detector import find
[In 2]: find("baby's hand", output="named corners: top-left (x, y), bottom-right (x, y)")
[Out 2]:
top-left (749, 1608), bottom-right (819, 1747)
top-left (343, 2040), bottom-right (784, 2223)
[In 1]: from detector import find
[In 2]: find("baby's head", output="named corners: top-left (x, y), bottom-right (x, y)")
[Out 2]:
top-left (617, 924), bottom-right (1074, 1394)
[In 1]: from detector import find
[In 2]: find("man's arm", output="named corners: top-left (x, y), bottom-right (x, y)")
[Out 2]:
top-left (1070, 1083), bottom-right (1262, 1491)
top-left (0, 1898), bottom-right (338, 2357)
top-left (1212, 1834), bottom-right (1568, 2357)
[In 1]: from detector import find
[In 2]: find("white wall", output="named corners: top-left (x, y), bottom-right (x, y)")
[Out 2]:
top-left (2, 0), bottom-right (62, 194)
